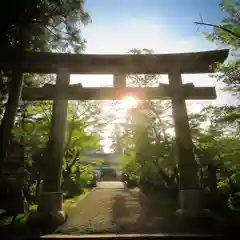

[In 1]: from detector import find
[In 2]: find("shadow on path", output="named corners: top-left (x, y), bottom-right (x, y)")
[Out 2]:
top-left (111, 189), bottom-right (229, 234)
top-left (111, 189), bottom-right (178, 234)
top-left (0, 185), bottom-right (235, 237)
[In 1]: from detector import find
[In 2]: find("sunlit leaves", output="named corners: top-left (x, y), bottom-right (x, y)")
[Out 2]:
top-left (204, 0), bottom-right (240, 103)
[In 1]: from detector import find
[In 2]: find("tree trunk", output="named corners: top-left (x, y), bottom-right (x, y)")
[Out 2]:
top-left (207, 164), bottom-right (218, 192)
top-left (0, 70), bottom-right (23, 172)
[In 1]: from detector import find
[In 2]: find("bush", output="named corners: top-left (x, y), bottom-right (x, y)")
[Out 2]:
top-left (62, 165), bottom-right (95, 198)
top-left (217, 170), bottom-right (240, 211)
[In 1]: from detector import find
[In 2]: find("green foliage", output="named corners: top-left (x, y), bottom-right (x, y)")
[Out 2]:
top-left (218, 178), bottom-right (231, 194)
top-left (63, 102), bottom-right (102, 176)
top-left (119, 49), bottom-right (177, 189)
top-left (78, 165), bottom-right (95, 186)
top-left (205, 0), bottom-right (240, 49)
top-left (9, 98), bottom-right (103, 205)
top-left (204, 0), bottom-right (240, 101)
top-left (0, 0), bottom-right (91, 122)
top-left (197, 6), bottom-right (240, 188)
top-left (0, 0), bottom-right (91, 51)
top-left (120, 48), bottom-right (240, 212)
top-left (230, 170), bottom-right (240, 185)
top-left (120, 151), bottom-right (139, 180)
top-left (0, 0), bottom-right (104, 200)
top-left (218, 170), bottom-right (240, 210)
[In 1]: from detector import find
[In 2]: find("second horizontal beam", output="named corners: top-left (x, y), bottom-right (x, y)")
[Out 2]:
top-left (21, 85), bottom-right (217, 101)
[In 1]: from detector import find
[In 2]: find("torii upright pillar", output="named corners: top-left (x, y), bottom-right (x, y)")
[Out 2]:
top-left (29, 68), bottom-right (70, 225)
top-left (168, 68), bottom-right (202, 216)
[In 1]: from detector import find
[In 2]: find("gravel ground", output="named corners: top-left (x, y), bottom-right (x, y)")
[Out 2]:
top-left (56, 181), bottom-right (229, 235)
top-left (56, 181), bottom-right (181, 235)
top-left (0, 182), bottom-right (234, 238)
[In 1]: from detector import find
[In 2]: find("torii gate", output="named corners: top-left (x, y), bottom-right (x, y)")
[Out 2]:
top-left (0, 49), bottom-right (228, 224)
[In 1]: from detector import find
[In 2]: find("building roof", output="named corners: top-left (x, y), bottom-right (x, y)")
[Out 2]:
top-left (80, 152), bottom-right (120, 166)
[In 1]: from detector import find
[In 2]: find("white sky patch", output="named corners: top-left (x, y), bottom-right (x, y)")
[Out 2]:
top-left (80, 18), bottom-right (207, 54)
top-left (69, 19), bottom-right (233, 152)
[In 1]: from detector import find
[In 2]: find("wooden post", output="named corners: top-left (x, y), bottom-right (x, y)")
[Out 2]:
top-left (113, 73), bottom-right (126, 87)
top-left (168, 67), bottom-right (202, 214)
top-left (36, 68), bottom-right (69, 223)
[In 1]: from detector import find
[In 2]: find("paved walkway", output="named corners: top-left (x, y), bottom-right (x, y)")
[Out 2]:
top-left (97, 181), bottom-right (125, 189)
top-left (56, 181), bottom-right (180, 234)
top-left (56, 181), bottom-right (225, 235)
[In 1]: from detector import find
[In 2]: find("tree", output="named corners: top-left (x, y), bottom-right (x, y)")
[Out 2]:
top-left (193, 2), bottom-right (240, 199)
top-left (120, 48), bottom-right (240, 197)
top-left (0, 0), bottom-right (91, 114)
top-left (119, 49), bottom-right (179, 192)
top-left (0, 1), bottom-right (95, 214)
top-left (0, 0), bottom-right (90, 52)
top-left (11, 97), bottom-right (104, 201)
top-left (64, 101), bottom-right (102, 173)
top-left (195, 0), bottom-right (240, 101)
top-left (194, 0), bottom-right (240, 135)
top-left (0, 0), bottom-right (91, 169)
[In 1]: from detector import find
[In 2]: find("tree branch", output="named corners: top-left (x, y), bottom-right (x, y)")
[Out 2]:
top-left (194, 21), bottom-right (240, 39)
top-left (67, 151), bottom-right (81, 171)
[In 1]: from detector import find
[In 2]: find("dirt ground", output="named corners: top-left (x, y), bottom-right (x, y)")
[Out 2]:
top-left (56, 181), bottom-right (225, 235)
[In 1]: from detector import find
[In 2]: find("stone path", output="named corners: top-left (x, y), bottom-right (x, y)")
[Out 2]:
top-left (56, 181), bottom-right (227, 235)
top-left (56, 181), bottom-right (181, 234)
top-left (97, 181), bottom-right (125, 189)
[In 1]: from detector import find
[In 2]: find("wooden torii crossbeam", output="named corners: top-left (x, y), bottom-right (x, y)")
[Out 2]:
top-left (22, 83), bottom-right (216, 101)
top-left (0, 49), bottom-right (227, 74)
top-left (0, 49), bottom-right (229, 222)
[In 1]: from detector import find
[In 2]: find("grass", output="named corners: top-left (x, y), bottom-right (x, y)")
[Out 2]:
top-left (63, 188), bottom-right (93, 212)
top-left (0, 188), bottom-right (92, 228)
top-left (0, 204), bottom-right (38, 226)
top-left (131, 187), bottom-right (141, 193)
top-left (0, 188), bottom-right (94, 239)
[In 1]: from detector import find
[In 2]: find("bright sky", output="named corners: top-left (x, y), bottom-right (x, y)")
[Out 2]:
top-left (69, 0), bottom-right (235, 152)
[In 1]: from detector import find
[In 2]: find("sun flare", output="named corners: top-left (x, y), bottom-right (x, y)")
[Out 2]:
top-left (121, 96), bottom-right (138, 109)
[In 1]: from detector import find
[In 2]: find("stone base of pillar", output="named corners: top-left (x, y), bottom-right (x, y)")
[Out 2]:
top-left (28, 192), bottom-right (67, 228)
top-left (37, 192), bottom-right (63, 212)
top-left (176, 189), bottom-right (212, 217)
top-left (28, 210), bottom-right (67, 226)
